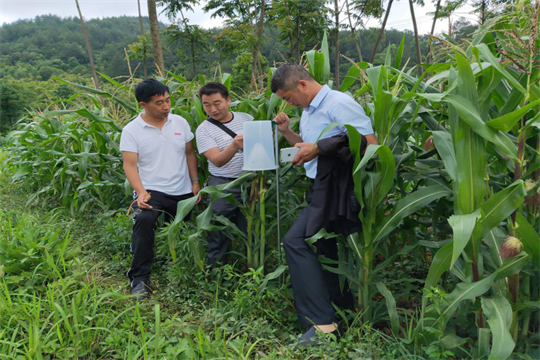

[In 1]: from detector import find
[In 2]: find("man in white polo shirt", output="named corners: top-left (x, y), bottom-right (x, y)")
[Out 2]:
top-left (120, 79), bottom-right (200, 300)
top-left (195, 82), bottom-right (253, 266)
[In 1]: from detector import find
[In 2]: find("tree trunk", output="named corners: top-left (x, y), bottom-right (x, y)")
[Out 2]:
top-left (190, 38), bottom-right (197, 78)
top-left (409, 0), bottom-right (422, 76)
top-left (137, 0), bottom-right (148, 78)
top-left (284, 0), bottom-right (294, 61)
top-left (345, 0), bottom-right (363, 62)
top-left (481, 0), bottom-right (486, 25)
top-left (75, 0), bottom-right (99, 89)
top-left (427, 0), bottom-right (441, 64)
top-left (179, 9), bottom-right (197, 79)
top-left (448, 8), bottom-right (452, 37)
top-left (295, 19), bottom-right (301, 62)
top-left (334, 0), bottom-right (340, 88)
top-left (252, 0), bottom-right (266, 88)
top-left (147, 0), bottom-right (165, 75)
top-left (430, 0), bottom-right (441, 35)
top-left (370, 0), bottom-right (394, 63)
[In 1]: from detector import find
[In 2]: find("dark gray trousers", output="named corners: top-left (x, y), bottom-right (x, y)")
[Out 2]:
top-left (207, 175), bottom-right (247, 266)
top-left (128, 190), bottom-right (193, 287)
top-left (283, 187), bottom-right (354, 327)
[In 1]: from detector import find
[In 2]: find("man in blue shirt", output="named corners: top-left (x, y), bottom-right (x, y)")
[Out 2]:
top-left (271, 64), bottom-right (377, 346)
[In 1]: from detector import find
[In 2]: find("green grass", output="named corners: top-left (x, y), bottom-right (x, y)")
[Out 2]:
top-left (0, 169), bottom-right (418, 359)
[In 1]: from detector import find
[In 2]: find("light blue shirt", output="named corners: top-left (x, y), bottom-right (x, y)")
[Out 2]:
top-left (300, 85), bottom-right (374, 179)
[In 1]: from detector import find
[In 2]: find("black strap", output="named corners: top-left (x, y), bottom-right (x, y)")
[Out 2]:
top-left (206, 116), bottom-right (237, 139)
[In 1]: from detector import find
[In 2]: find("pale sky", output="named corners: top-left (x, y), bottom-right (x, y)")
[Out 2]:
top-left (0, 0), bottom-right (477, 35)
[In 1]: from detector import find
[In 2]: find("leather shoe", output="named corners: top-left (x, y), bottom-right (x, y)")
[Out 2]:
top-left (296, 325), bottom-right (341, 348)
top-left (130, 281), bottom-right (150, 301)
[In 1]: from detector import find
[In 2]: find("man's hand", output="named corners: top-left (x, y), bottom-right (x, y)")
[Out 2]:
top-left (273, 112), bottom-right (291, 133)
top-left (292, 142), bottom-right (319, 166)
top-left (192, 182), bottom-right (202, 204)
top-left (136, 191), bottom-right (153, 209)
top-left (232, 134), bottom-right (244, 150)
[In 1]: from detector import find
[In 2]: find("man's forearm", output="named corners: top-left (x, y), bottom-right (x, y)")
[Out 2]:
top-left (123, 164), bottom-right (147, 196)
top-left (187, 150), bottom-right (199, 180)
top-left (207, 143), bottom-right (239, 167)
top-left (282, 128), bottom-right (303, 145)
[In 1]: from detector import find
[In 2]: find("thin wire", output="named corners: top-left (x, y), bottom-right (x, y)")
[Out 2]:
top-left (274, 125), bottom-right (281, 258)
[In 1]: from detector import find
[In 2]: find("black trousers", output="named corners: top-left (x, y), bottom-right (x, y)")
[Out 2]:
top-left (283, 187), bottom-right (354, 327)
top-left (127, 190), bottom-right (192, 287)
top-left (206, 175), bottom-right (247, 266)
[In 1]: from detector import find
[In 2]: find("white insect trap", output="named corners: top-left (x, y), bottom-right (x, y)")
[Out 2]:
top-left (242, 120), bottom-right (277, 171)
top-left (242, 120), bottom-right (282, 256)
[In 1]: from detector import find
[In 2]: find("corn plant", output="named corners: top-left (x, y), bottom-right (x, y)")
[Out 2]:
top-left (403, 8), bottom-right (540, 357)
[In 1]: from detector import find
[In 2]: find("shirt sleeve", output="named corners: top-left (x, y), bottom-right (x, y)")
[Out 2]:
top-left (181, 118), bottom-right (194, 143)
top-left (196, 124), bottom-right (219, 154)
top-left (119, 128), bottom-right (138, 153)
top-left (329, 97), bottom-right (374, 135)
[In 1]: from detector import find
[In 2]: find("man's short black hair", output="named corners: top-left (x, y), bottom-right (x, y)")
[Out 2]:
top-left (270, 64), bottom-right (314, 93)
top-left (135, 79), bottom-right (170, 103)
top-left (198, 82), bottom-right (229, 100)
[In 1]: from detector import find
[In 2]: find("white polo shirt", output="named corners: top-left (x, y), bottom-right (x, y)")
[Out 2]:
top-left (120, 113), bottom-right (194, 195)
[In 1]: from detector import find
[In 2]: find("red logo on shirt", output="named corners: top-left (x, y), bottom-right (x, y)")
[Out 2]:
top-left (174, 132), bottom-right (182, 135)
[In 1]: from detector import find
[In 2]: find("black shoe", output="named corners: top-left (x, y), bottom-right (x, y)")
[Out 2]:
top-left (296, 325), bottom-right (341, 348)
top-left (130, 281), bottom-right (150, 301)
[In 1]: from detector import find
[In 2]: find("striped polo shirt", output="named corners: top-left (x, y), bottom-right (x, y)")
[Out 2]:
top-left (196, 112), bottom-right (253, 178)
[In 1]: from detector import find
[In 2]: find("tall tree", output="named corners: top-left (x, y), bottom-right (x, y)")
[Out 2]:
top-left (137, 0), bottom-right (148, 77)
top-left (164, 23), bottom-right (210, 78)
top-left (344, 0), bottom-right (384, 62)
top-left (253, 0), bottom-right (266, 88)
top-left (470, 0), bottom-right (509, 24)
top-left (74, 0), bottom-right (99, 89)
top-left (160, 0), bottom-right (205, 78)
top-left (409, 0), bottom-right (423, 75)
top-left (427, 0), bottom-right (441, 64)
top-left (427, 0), bottom-right (468, 38)
top-left (269, 0), bottom-right (329, 62)
top-left (148, 0), bottom-right (165, 75)
top-left (430, 0), bottom-right (441, 36)
top-left (369, 0), bottom-right (394, 63)
top-left (204, 0), bottom-right (268, 88)
top-left (333, 0), bottom-right (341, 88)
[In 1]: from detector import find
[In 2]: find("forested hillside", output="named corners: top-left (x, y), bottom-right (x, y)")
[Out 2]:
top-left (0, 14), bottom-right (457, 81)
top-left (0, 14), bottom-right (476, 131)
top-left (1, 15), bottom-right (159, 80)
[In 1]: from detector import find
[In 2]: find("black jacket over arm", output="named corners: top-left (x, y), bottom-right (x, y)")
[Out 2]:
top-left (305, 133), bottom-right (367, 237)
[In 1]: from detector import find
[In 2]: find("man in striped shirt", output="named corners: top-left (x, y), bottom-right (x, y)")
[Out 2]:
top-left (196, 82), bottom-right (253, 266)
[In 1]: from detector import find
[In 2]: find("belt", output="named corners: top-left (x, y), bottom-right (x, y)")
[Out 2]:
top-left (210, 175), bottom-right (238, 181)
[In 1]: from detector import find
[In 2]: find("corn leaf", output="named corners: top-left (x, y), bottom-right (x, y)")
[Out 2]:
top-left (478, 180), bottom-right (526, 238)
top-left (482, 296), bottom-right (515, 360)
top-left (339, 62), bottom-right (369, 92)
top-left (373, 185), bottom-right (451, 242)
top-left (53, 77), bottom-right (137, 115)
top-left (449, 211), bottom-right (481, 269)
top-left (431, 131), bottom-right (458, 183)
top-left (515, 213), bottom-right (540, 269)
top-left (424, 241), bottom-right (452, 291)
top-left (495, 253), bottom-right (529, 280)
top-left (441, 273), bottom-right (497, 321)
top-left (486, 99), bottom-right (540, 132)
top-left (375, 282), bottom-right (400, 337)
top-left (475, 44), bottom-right (526, 94)
top-left (444, 94), bottom-right (518, 161)
top-left (221, 73), bottom-right (232, 91)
